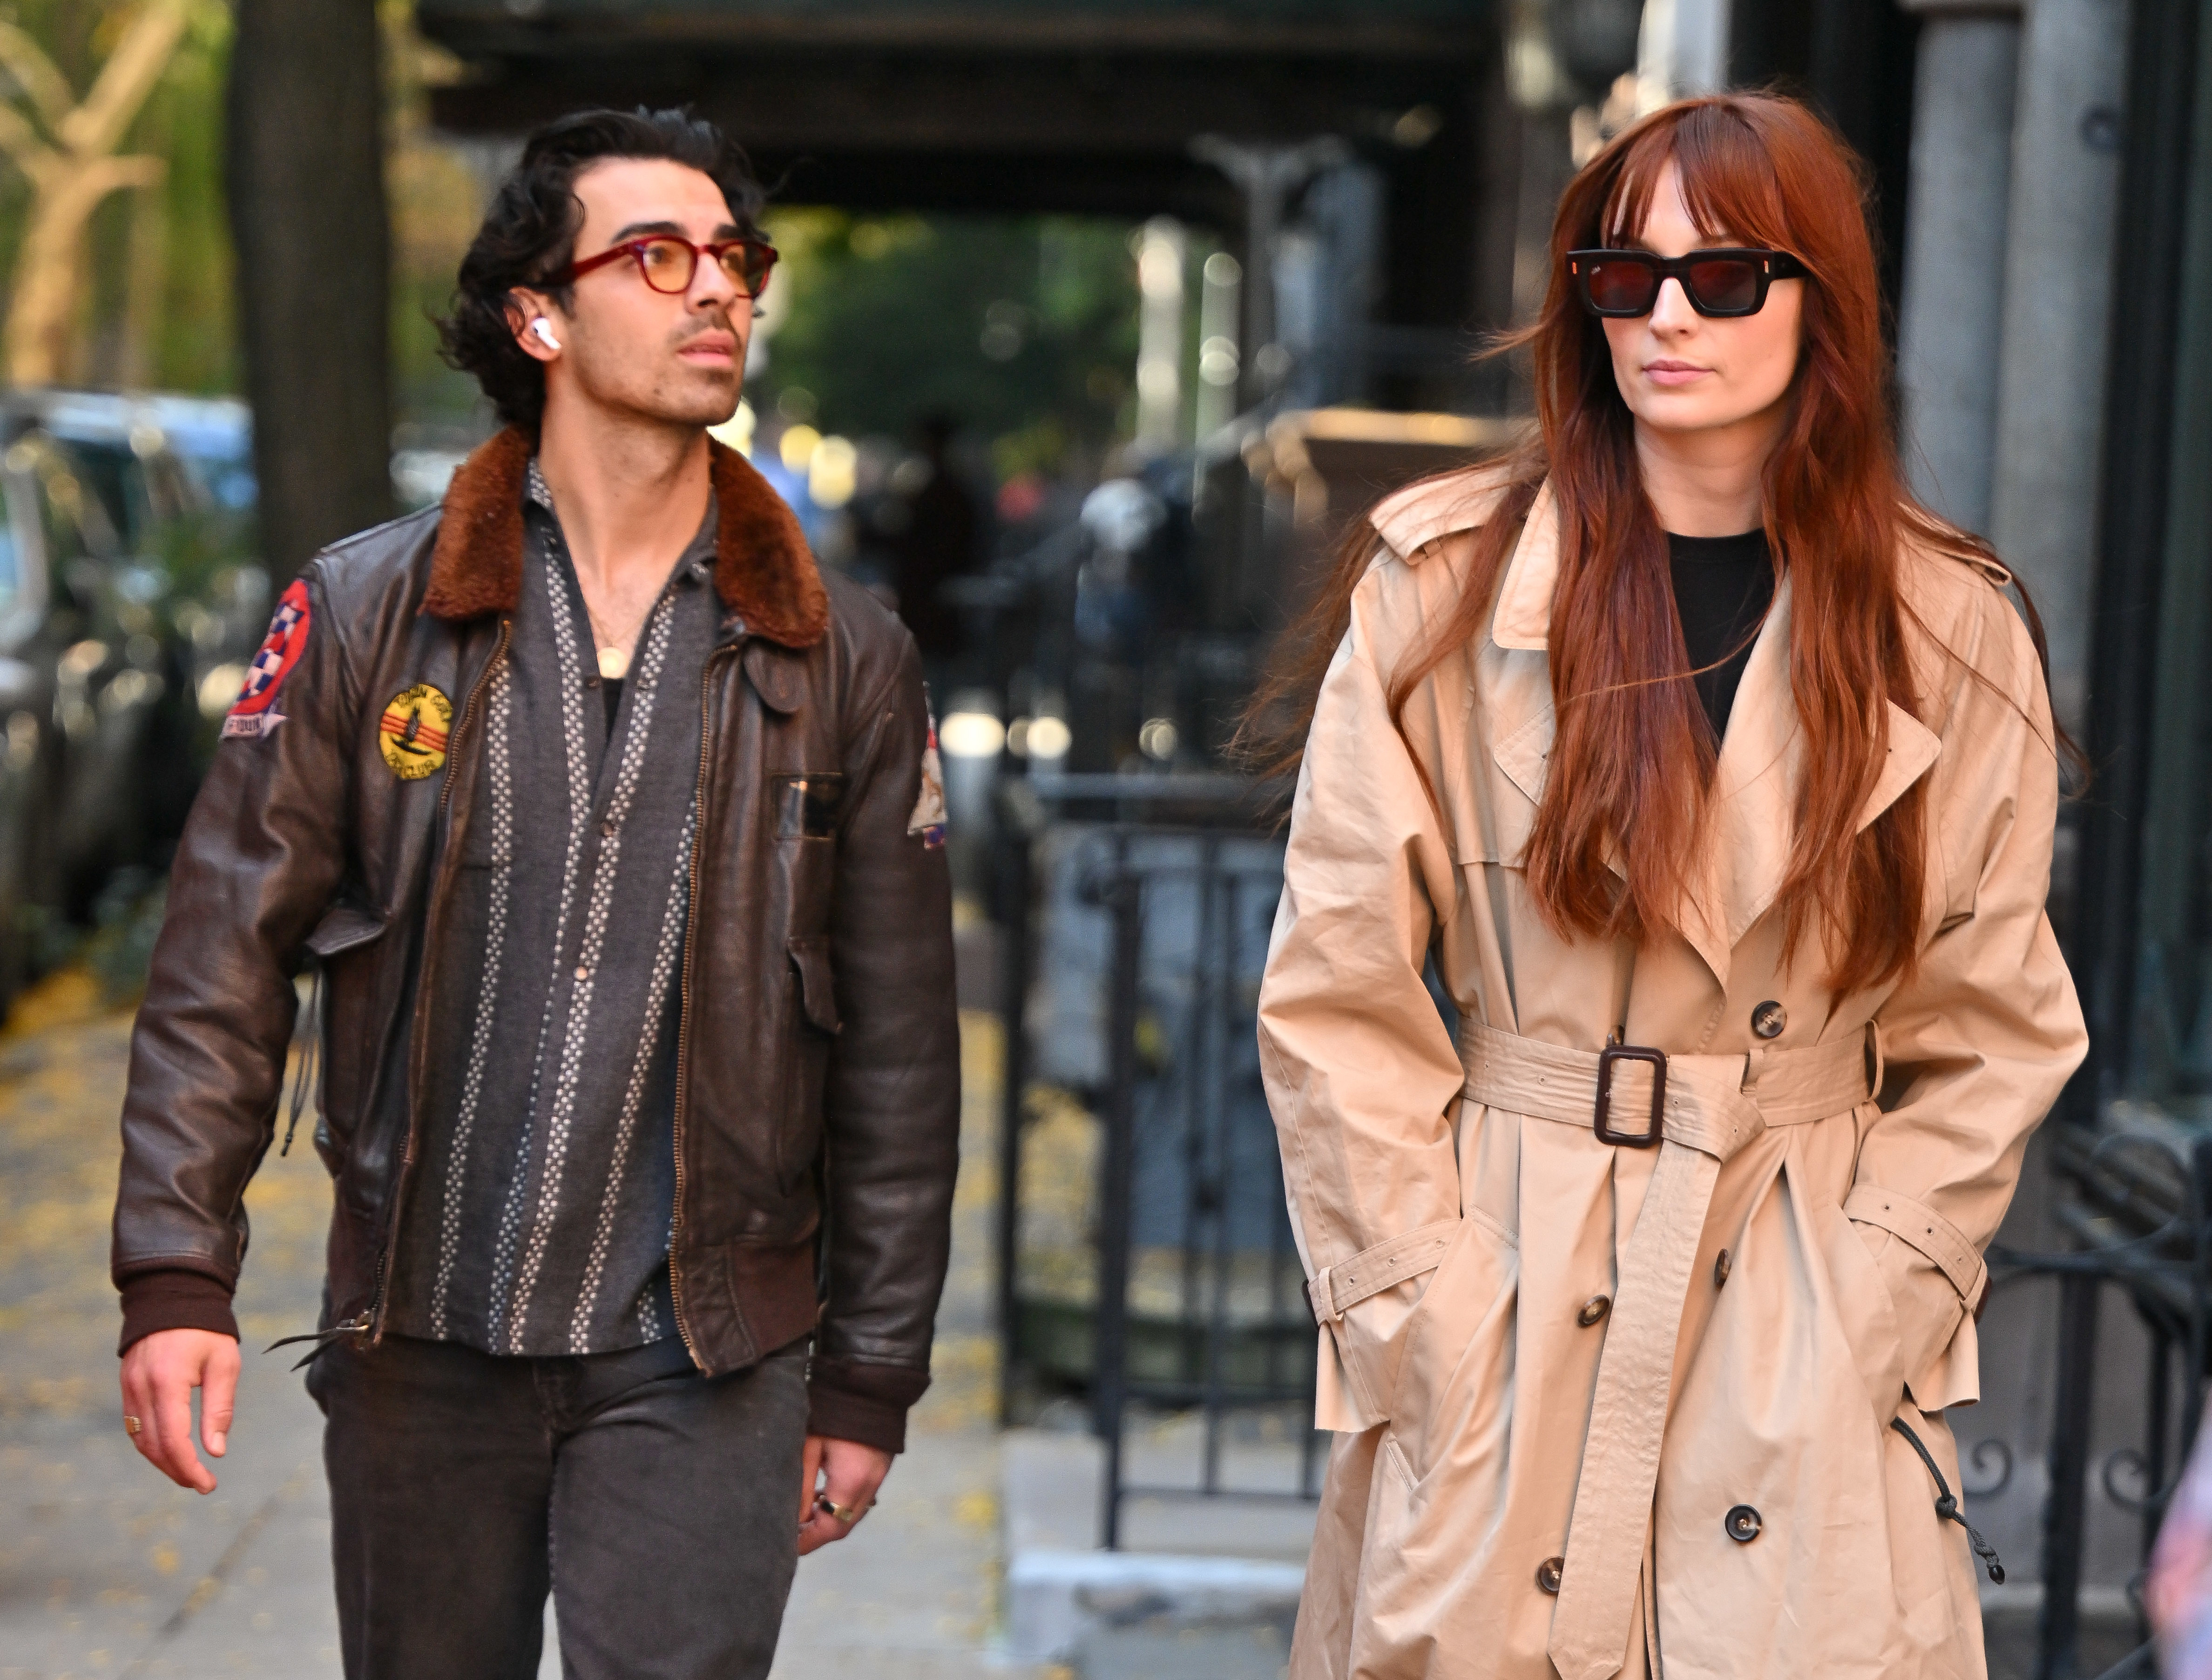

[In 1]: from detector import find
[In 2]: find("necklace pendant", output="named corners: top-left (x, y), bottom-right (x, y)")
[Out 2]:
top-left (596, 645), bottom-right (629, 681)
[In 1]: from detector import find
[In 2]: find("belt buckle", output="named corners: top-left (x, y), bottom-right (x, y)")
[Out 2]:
top-left (1594, 1043), bottom-right (1667, 1147)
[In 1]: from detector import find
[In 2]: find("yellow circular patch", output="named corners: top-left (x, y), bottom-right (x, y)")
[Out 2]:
top-left (378, 684), bottom-right (453, 780)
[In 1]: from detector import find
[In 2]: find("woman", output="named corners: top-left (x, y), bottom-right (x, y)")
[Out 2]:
top-left (1254, 93), bottom-right (2085, 1679)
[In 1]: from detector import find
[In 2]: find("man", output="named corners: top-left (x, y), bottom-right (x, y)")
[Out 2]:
top-left (109, 108), bottom-right (960, 1678)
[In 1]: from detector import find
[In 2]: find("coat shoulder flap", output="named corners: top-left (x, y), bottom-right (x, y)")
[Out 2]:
top-left (1369, 461), bottom-right (1518, 565)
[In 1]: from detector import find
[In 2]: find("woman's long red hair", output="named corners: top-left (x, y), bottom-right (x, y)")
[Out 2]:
top-left (1245, 93), bottom-right (2035, 996)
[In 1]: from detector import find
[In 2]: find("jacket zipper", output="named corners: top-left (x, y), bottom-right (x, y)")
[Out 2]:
top-left (366, 615), bottom-right (513, 1342)
top-left (667, 643), bottom-right (736, 1369)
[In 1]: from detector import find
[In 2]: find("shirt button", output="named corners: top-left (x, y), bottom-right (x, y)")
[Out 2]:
top-left (1714, 1249), bottom-right (1733, 1288)
top-left (1725, 1505), bottom-right (1763, 1542)
top-left (1577, 1294), bottom-right (1611, 1327)
top-left (1536, 1556), bottom-right (1564, 1594)
top-left (1751, 1000), bottom-right (1786, 1040)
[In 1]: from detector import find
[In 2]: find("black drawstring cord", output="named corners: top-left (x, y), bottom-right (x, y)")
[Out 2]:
top-left (266, 1313), bottom-right (369, 1370)
top-left (1892, 1416), bottom-right (2006, 1583)
top-left (280, 968), bottom-right (321, 1157)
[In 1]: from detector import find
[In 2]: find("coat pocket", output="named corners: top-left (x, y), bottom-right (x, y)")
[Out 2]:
top-left (777, 936), bottom-right (839, 1189)
top-left (1812, 1188), bottom-right (1906, 1422)
top-left (1384, 1208), bottom-right (1521, 1485)
top-left (303, 904), bottom-right (388, 1172)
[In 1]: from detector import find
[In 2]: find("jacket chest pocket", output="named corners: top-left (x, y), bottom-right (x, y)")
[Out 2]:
top-left (772, 773), bottom-right (843, 937)
top-left (775, 933), bottom-right (842, 1189)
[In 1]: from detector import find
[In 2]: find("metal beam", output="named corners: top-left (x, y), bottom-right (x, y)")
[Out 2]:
top-left (418, 0), bottom-right (1496, 59)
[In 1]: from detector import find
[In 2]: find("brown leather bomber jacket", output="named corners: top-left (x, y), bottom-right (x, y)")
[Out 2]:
top-left (109, 430), bottom-right (961, 1453)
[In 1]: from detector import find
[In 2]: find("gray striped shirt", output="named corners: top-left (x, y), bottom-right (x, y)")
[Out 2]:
top-left (384, 463), bottom-right (721, 1356)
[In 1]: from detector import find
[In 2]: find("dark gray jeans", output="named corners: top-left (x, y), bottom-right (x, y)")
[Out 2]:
top-left (307, 1333), bottom-right (808, 1680)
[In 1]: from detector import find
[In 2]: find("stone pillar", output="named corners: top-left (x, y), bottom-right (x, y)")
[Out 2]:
top-left (1956, 0), bottom-right (2134, 1608)
top-left (1894, 2), bottom-right (2022, 534)
top-left (1987, 0), bottom-right (2130, 731)
top-left (1635, 0), bottom-right (1733, 98)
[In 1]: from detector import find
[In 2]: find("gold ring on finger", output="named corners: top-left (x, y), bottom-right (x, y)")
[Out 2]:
top-left (816, 1495), bottom-right (866, 1525)
top-left (123, 1415), bottom-right (142, 1437)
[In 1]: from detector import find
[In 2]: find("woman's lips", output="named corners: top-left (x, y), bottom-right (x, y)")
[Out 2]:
top-left (1644, 360), bottom-right (1711, 387)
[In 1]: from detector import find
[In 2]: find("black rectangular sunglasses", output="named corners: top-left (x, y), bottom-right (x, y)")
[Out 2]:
top-left (1567, 247), bottom-right (1808, 318)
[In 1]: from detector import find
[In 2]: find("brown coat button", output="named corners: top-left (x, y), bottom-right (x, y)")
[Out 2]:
top-left (1714, 1249), bottom-right (1732, 1288)
top-left (1751, 1000), bottom-right (1786, 1040)
top-left (1725, 1505), bottom-right (1762, 1542)
top-left (1536, 1556), bottom-right (1564, 1593)
top-left (1577, 1294), bottom-right (1611, 1327)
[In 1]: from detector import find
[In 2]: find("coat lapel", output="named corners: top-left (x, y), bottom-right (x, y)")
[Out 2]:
top-left (1702, 576), bottom-right (1943, 983)
top-left (1485, 483), bottom-right (1558, 809)
top-left (1696, 580), bottom-right (1799, 985)
top-left (1477, 482), bottom-right (1943, 988)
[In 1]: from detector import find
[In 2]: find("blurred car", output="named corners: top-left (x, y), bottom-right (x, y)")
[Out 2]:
top-left (0, 389), bottom-right (268, 1000)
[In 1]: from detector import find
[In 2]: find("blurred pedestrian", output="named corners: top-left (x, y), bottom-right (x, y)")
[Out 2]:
top-left (2151, 1408), bottom-right (2212, 1674)
top-left (1246, 94), bottom-right (2084, 1679)
top-left (885, 410), bottom-right (982, 672)
top-left (108, 108), bottom-right (959, 1680)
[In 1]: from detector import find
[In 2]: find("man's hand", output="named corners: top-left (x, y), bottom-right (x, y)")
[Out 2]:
top-left (796, 1434), bottom-right (893, 1555)
top-left (119, 1328), bottom-right (239, 1494)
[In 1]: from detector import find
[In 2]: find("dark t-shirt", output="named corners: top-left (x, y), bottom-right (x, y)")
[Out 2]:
top-left (1668, 529), bottom-right (1775, 742)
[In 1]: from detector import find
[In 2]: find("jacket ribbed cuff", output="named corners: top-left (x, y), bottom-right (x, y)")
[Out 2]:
top-left (805, 1355), bottom-right (931, 1454)
top-left (118, 1270), bottom-right (238, 1356)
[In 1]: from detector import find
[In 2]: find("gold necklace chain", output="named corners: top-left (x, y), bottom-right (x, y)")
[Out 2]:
top-left (582, 598), bottom-right (645, 680)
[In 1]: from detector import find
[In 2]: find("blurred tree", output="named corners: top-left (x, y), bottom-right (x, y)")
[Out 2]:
top-left (380, 1), bottom-right (486, 435)
top-left (228, 0), bottom-right (390, 581)
top-left (0, 0), bottom-right (184, 384)
top-left (14, 0), bottom-right (240, 395)
top-left (759, 212), bottom-right (1139, 480)
top-left (135, 3), bottom-right (232, 392)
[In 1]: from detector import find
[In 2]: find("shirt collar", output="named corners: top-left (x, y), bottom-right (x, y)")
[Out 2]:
top-left (525, 456), bottom-right (716, 585)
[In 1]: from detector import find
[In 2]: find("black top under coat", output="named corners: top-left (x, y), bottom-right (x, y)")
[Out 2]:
top-left (1667, 528), bottom-right (1775, 744)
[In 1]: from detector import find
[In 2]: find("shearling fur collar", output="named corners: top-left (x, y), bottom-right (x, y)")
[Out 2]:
top-left (420, 425), bottom-right (830, 648)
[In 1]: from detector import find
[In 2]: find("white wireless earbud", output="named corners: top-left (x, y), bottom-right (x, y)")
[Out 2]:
top-left (531, 317), bottom-right (561, 352)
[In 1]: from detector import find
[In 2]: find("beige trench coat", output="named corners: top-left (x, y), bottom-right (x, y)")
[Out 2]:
top-left (1257, 468), bottom-right (2088, 1680)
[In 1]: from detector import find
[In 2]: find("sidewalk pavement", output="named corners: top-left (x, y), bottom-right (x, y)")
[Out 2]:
top-left (0, 970), bottom-right (1037, 1680)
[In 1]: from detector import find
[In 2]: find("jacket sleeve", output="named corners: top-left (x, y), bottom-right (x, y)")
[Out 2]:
top-left (111, 561), bottom-right (357, 1316)
top-left (1855, 596), bottom-right (2087, 1411)
top-left (1257, 567), bottom-right (1467, 1431)
top-left (808, 632), bottom-right (960, 1453)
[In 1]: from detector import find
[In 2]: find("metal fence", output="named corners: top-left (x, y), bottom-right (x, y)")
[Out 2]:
top-left (983, 777), bottom-right (2212, 1656)
top-left (1989, 1117), bottom-right (2212, 1679)
top-left (992, 780), bottom-right (1321, 1547)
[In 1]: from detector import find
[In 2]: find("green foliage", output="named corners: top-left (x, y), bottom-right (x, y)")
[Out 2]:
top-left (759, 209), bottom-right (1140, 471)
top-left (144, 2), bottom-right (235, 392)
top-left (384, 3), bottom-right (486, 430)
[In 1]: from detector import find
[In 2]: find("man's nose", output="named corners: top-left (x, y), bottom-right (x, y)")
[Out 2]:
top-left (688, 253), bottom-right (739, 310)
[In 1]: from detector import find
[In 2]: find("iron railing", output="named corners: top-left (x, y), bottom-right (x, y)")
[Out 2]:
top-left (1986, 1114), bottom-right (2212, 1680)
top-left (992, 778), bottom-right (1319, 1547)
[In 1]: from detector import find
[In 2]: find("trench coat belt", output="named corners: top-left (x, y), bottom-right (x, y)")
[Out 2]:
top-left (1458, 1019), bottom-right (1881, 1680)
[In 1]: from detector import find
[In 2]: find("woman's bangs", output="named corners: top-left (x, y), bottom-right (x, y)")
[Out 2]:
top-left (1598, 128), bottom-right (1672, 244)
top-left (1669, 113), bottom-right (1794, 250)
top-left (1599, 109), bottom-right (1793, 252)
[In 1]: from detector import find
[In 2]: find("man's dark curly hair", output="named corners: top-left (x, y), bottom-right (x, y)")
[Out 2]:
top-left (438, 107), bottom-right (768, 436)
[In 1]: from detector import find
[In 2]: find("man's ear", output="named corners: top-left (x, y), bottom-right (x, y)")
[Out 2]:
top-left (507, 290), bottom-right (561, 364)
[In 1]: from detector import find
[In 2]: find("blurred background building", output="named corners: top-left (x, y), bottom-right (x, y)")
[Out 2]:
top-left (0, 2), bottom-right (2208, 1677)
